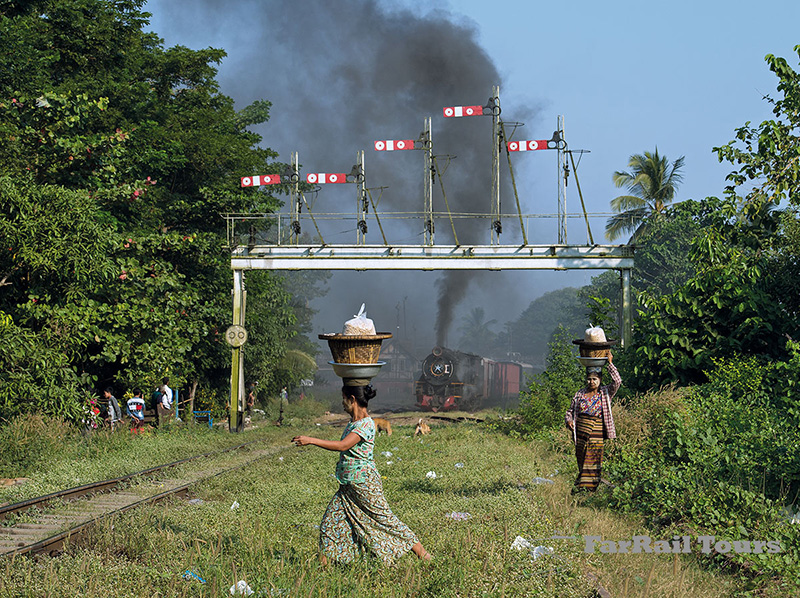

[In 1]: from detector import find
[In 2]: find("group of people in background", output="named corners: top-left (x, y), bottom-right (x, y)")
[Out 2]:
top-left (100, 378), bottom-right (173, 432)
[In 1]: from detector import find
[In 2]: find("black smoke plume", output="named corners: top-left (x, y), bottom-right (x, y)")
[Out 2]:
top-left (149, 0), bottom-right (535, 349)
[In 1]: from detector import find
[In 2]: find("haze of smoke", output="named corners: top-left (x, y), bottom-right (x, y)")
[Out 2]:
top-left (148, 0), bottom-right (539, 349)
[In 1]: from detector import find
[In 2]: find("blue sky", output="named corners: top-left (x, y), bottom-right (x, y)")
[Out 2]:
top-left (147, 0), bottom-right (800, 229)
top-left (145, 0), bottom-right (800, 348)
top-left (445, 0), bottom-right (800, 222)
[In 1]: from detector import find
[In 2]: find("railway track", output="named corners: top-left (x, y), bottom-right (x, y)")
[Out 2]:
top-left (1, 415), bottom-right (478, 558)
top-left (0, 438), bottom-right (291, 558)
top-left (316, 413), bottom-right (485, 427)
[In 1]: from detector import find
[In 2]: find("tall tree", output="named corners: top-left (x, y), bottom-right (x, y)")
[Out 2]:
top-left (0, 0), bottom-right (304, 420)
top-left (606, 149), bottom-right (685, 241)
top-left (503, 288), bottom-right (585, 366)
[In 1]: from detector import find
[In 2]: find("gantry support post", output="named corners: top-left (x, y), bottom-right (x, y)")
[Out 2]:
top-left (229, 270), bottom-right (246, 432)
top-left (423, 117), bottom-right (434, 245)
top-left (620, 268), bottom-right (632, 348)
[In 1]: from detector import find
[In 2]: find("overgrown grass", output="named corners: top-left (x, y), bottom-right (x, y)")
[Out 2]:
top-left (0, 418), bottom-right (752, 597)
top-left (0, 412), bottom-right (292, 506)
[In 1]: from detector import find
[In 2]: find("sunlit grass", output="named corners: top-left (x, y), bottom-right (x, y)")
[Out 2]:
top-left (0, 419), bottom-right (771, 596)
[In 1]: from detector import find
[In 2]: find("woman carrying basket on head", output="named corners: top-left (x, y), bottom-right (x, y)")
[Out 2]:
top-left (292, 380), bottom-right (432, 565)
top-left (565, 351), bottom-right (621, 492)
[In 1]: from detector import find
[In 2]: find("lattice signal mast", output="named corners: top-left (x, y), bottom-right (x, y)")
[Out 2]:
top-left (373, 117), bottom-right (433, 244)
top-left (558, 115), bottom-right (567, 243)
top-left (443, 85), bottom-right (503, 243)
top-left (444, 87), bottom-right (571, 244)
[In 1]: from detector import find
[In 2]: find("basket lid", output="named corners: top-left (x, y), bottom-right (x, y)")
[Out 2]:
top-left (319, 332), bottom-right (393, 340)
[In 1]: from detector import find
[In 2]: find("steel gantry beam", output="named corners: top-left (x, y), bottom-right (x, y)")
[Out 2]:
top-left (231, 243), bottom-right (633, 271)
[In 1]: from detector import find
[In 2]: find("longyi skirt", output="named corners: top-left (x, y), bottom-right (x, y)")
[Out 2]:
top-left (319, 467), bottom-right (418, 564)
top-left (575, 414), bottom-right (604, 491)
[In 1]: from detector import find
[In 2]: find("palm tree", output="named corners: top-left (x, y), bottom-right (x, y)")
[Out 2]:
top-left (606, 149), bottom-right (685, 242)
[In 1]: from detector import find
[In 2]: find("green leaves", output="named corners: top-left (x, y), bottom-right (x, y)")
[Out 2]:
top-left (0, 0), bottom-right (304, 420)
top-left (516, 326), bottom-right (584, 434)
top-left (714, 46), bottom-right (800, 212)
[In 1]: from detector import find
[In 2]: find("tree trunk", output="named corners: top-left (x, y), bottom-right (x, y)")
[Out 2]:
top-left (188, 380), bottom-right (198, 420)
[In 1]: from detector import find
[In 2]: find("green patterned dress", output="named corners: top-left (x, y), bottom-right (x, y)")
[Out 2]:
top-left (319, 417), bottom-right (418, 563)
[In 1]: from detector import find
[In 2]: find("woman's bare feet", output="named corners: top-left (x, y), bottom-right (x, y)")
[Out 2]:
top-left (411, 541), bottom-right (433, 561)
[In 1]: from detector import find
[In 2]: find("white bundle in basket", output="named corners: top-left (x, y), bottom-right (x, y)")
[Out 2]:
top-left (584, 325), bottom-right (607, 343)
top-left (342, 304), bottom-right (376, 335)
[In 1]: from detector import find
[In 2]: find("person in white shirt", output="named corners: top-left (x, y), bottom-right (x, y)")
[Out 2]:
top-left (160, 377), bottom-right (173, 410)
top-left (156, 377), bottom-right (173, 425)
top-left (126, 389), bottom-right (146, 432)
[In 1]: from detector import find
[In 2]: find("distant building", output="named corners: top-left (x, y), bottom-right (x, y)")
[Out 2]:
top-left (371, 338), bottom-right (420, 402)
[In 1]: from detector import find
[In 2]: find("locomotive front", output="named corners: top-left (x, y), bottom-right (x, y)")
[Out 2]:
top-left (415, 346), bottom-right (483, 411)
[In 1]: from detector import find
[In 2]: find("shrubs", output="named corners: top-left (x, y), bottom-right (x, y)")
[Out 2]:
top-left (0, 414), bottom-right (75, 477)
top-left (603, 354), bottom-right (800, 581)
top-left (0, 316), bottom-right (92, 423)
top-left (508, 336), bottom-right (800, 582)
top-left (511, 327), bottom-right (584, 437)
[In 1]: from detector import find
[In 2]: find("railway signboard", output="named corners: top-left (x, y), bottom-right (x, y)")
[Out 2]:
top-left (225, 325), bottom-right (248, 348)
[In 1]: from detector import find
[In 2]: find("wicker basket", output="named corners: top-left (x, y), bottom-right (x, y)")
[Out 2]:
top-left (579, 346), bottom-right (610, 358)
top-left (319, 332), bottom-right (393, 364)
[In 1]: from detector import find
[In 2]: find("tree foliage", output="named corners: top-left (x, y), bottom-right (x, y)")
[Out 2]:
top-left (503, 288), bottom-right (585, 366)
top-left (713, 45), bottom-right (800, 213)
top-left (0, 0), bottom-right (316, 421)
top-left (457, 307), bottom-right (498, 356)
top-left (623, 46), bottom-right (800, 389)
top-left (515, 326), bottom-right (584, 434)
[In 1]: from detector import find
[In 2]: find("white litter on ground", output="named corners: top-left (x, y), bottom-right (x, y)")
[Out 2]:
top-left (425, 471), bottom-right (438, 479)
top-left (511, 535), bottom-right (554, 560)
top-left (230, 501), bottom-right (240, 510)
top-left (445, 512), bottom-right (471, 520)
top-left (230, 580), bottom-right (254, 595)
top-left (511, 536), bottom-right (532, 551)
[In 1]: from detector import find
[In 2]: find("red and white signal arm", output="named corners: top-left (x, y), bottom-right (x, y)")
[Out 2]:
top-left (374, 139), bottom-right (415, 151)
top-left (507, 140), bottom-right (551, 152)
top-left (443, 105), bottom-right (484, 117)
top-left (241, 174), bottom-right (281, 187)
top-left (306, 173), bottom-right (347, 184)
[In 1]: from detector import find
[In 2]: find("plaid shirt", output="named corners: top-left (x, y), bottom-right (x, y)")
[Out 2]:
top-left (565, 362), bottom-right (621, 441)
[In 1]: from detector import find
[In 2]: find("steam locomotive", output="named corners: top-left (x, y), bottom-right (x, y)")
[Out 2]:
top-left (414, 346), bottom-right (527, 412)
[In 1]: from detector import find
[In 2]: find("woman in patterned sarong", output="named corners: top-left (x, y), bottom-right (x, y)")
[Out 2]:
top-left (565, 352), bottom-right (621, 491)
top-left (292, 381), bottom-right (432, 565)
